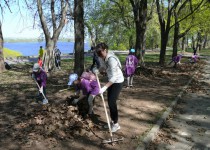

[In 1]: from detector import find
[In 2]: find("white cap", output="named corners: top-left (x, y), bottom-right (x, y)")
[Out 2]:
top-left (68, 74), bottom-right (78, 86)
top-left (33, 63), bottom-right (40, 72)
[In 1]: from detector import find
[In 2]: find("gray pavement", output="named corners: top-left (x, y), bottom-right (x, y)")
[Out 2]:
top-left (151, 57), bottom-right (210, 150)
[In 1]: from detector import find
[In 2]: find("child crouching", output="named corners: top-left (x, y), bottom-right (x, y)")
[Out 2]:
top-left (72, 71), bottom-right (99, 116)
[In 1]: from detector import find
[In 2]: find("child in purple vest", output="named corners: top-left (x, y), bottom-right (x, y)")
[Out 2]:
top-left (124, 49), bottom-right (138, 88)
top-left (72, 72), bottom-right (99, 115)
top-left (169, 54), bottom-right (182, 68)
top-left (191, 54), bottom-right (199, 63)
top-left (32, 63), bottom-right (48, 104)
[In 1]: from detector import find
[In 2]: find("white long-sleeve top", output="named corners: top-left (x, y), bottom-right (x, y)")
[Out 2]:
top-left (100, 51), bottom-right (124, 83)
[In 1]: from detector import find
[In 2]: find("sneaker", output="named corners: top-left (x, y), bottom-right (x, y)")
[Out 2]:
top-left (42, 99), bottom-right (48, 105)
top-left (111, 123), bottom-right (120, 132)
top-left (103, 121), bottom-right (113, 129)
top-left (72, 99), bottom-right (79, 105)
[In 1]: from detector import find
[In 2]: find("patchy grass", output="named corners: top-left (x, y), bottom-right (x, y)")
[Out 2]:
top-left (185, 48), bottom-right (210, 56)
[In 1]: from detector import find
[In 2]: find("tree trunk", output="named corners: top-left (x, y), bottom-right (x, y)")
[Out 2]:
top-left (172, 17), bottom-right (179, 58)
top-left (129, 35), bottom-right (134, 49)
top-left (135, 21), bottom-right (141, 59)
top-left (196, 32), bottom-right (202, 52)
top-left (74, 0), bottom-right (84, 76)
top-left (139, 0), bottom-right (147, 66)
top-left (186, 36), bottom-right (189, 49)
top-left (42, 40), bottom-right (55, 72)
top-left (159, 30), bottom-right (168, 65)
top-left (181, 36), bottom-right (186, 52)
top-left (203, 34), bottom-right (207, 49)
top-left (192, 36), bottom-right (195, 50)
top-left (131, 0), bottom-right (147, 66)
top-left (156, 0), bottom-right (172, 66)
top-left (0, 21), bottom-right (5, 73)
top-left (85, 22), bottom-right (96, 47)
top-left (95, 28), bottom-right (99, 44)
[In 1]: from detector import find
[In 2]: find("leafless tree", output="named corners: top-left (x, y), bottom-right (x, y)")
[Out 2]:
top-left (0, 20), bottom-right (5, 73)
top-left (0, 0), bottom-right (13, 73)
top-left (36, 0), bottom-right (69, 72)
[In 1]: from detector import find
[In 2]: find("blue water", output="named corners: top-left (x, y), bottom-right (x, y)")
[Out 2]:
top-left (4, 41), bottom-right (90, 56)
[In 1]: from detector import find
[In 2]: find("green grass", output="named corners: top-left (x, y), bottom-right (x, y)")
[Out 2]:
top-left (62, 47), bottom-right (209, 69)
top-left (144, 54), bottom-right (160, 63)
top-left (186, 48), bottom-right (210, 56)
top-left (3, 47), bottom-right (22, 58)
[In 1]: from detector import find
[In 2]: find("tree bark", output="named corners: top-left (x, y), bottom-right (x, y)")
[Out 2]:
top-left (74, 0), bottom-right (84, 76)
top-left (130, 0), bottom-right (147, 66)
top-left (160, 30), bottom-right (169, 65)
top-left (196, 31), bottom-right (202, 51)
top-left (156, 0), bottom-right (173, 65)
top-left (203, 34), bottom-right (207, 49)
top-left (181, 36), bottom-right (186, 52)
top-left (172, 14), bottom-right (179, 58)
top-left (129, 35), bottom-right (135, 49)
top-left (186, 36), bottom-right (189, 50)
top-left (85, 22), bottom-right (96, 47)
top-left (0, 21), bottom-right (5, 73)
top-left (192, 36), bottom-right (195, 50)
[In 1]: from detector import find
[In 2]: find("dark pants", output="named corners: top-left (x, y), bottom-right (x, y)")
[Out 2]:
top-left (55, 55), bottom-right (61, 67)
top-left (107, 82), bottom-right (123, 124)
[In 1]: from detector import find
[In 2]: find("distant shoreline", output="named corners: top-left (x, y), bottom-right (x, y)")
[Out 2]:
top-left (4, 38), bottom-right (75, 43)
top-left (4, 41), bottom-right (91, 56)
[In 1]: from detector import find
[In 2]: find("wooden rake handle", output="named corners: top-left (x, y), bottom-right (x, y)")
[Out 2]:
top-left (95, 73), bottom-right (113, 139)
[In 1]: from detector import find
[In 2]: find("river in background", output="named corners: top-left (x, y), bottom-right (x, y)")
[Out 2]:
top-left (4, 41), bottom-right (90, 56)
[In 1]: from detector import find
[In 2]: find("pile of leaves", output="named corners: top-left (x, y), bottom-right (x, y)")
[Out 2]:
top-left (135, 66), bottom-right (155, 77)
top-left (11, 96), bottom-right (98, 149)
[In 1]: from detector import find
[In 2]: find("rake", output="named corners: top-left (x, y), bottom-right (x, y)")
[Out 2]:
top-left (33, 77), bottom-right (47, 100)
top-left (95, 71), bottom-right (124, 144)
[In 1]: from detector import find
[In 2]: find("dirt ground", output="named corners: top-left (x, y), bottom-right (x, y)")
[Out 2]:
top-left (147, 76), bottom-right (210, 150)
top-left (0, 60), bottom-right (204, 150)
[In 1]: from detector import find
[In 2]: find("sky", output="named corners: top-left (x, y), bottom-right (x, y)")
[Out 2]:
top-left (2, 3), bottom-right (73, 39)
top-left (2, 4), bottom-right (41, 39)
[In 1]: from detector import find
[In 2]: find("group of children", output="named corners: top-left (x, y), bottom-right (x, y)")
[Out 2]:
top-left (37, 46), bottom-right (61, 69)
top-left (32, 47), bottom-right (138, 115)
top-left (65, 45), bottom-right (139, 132)
top-left (31, 44), bottom-right (200, 133)
top-left (169, 53), bottom-right (199, 68)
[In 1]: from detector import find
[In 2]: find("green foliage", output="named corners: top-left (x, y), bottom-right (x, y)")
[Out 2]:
top-left (3, 48), bottom-right (22, 58)
top-left (184, 0), bottom-right (210, 48)
top-left (85, 0), bottom-right (134, 49)
top-left (111, 43), bottom-right (128, 50)
top-left (146, 13), bottom-right (161, 49)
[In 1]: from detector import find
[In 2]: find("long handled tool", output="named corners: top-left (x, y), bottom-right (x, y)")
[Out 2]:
top-left (33, 78), bottom-right (47, 100)
top-left (95, 72), bottom-right (124, 144)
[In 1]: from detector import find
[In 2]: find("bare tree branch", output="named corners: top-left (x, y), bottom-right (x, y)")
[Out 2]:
top-left (51, 0), bottom-right (56, 31)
